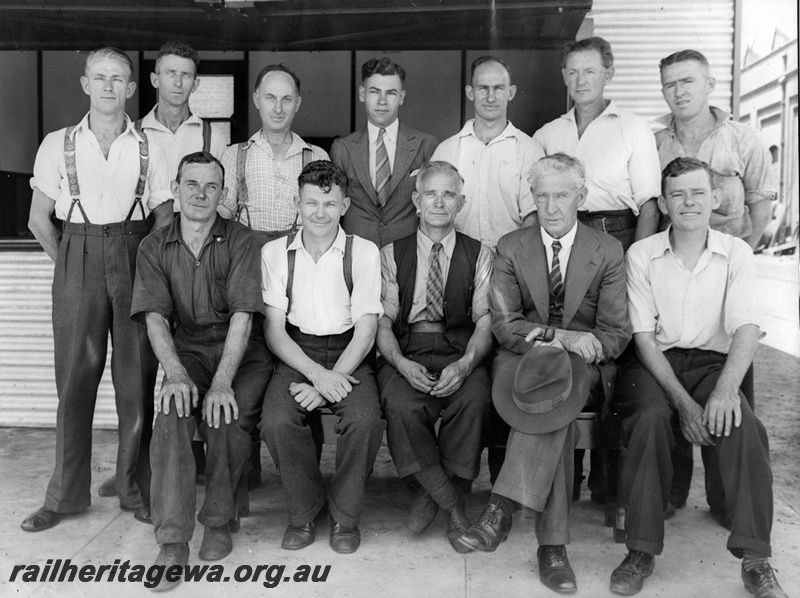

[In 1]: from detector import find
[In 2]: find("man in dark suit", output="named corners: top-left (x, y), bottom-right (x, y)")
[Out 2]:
top-left (458, 153), bottom-right (631, 594)
top-left (331, 57), bottom-right (438, 248)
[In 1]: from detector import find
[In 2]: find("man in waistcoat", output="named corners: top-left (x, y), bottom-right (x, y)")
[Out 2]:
top-left (376, 160), bottom-right (494, 552)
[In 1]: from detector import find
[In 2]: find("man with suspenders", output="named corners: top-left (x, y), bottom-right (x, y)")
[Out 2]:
top-left (95, 40), bottom-right (228, 499)
top-left (136, 41), bottom-right (227, 203)
top-left (219, 63), bottom-right (328, 247)
top-left (23, 47), bottom-right (172, 532)
top-left (260, 161), bottom-right (384, 555)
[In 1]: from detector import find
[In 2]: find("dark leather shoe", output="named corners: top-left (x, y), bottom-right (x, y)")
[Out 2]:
top-left (444, 500), bottom-right (472, 554)
top-left (407, 490), bottom-right (439, 535)
top-left (458, 499), bottom-right (511, 552)
top-left (538, 545), bottom-right (577, 594)
top-left (610, 550), bottom-right (655, 596)
top-left (710, 505), bottom-right (733, 530)
top-left (98, 474), bottom-right (118, 498)
top-left (152, 543), bottom-right (189, 592)
top-left (329, 520), bottom-right (361, 554)
top-left (199, 525), bottom-right (233, 561)
top-left (281, 521), bottom-right (316, 550)
top-left (664, 500), bottom-right (686, 520)
top-left (742, 562), bottom-right (789, 598)
top-left (120, 502), bottom-right (152, 525)
top-left (21, 507), bottom-right (61, 532)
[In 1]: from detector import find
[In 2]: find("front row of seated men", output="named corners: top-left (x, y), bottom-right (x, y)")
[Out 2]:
top-left (98, 150), bottom-right (785, 597)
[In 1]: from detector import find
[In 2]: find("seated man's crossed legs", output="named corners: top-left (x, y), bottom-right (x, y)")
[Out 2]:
top-left (377, 332), bottom-right (492, 552)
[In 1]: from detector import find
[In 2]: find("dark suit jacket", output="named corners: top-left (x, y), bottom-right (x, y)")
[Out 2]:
top-left (331, 122), bottom-right (437, 248)
top-left (490, 222), bottom-right (631, 361)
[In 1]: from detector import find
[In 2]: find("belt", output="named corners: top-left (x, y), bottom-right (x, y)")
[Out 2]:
top-left (409, 321), bottom-right (446, 333)
top-left (577, 209), bottom-right (636, 233)
top-left (63, 220), bottom-right (151, 237)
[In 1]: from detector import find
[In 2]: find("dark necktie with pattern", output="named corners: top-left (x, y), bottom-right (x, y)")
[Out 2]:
top-left (375, 128), bottom-right (391, 206)
top-left (425, 243), bottom-right (444, 322)
top-left (549, 239), bottom-right (564, 326)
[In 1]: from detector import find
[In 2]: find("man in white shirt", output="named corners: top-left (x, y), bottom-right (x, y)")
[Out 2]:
top-left (332, 57), bottom-right (438, 248)
top-left (219, 64), bottom-right (329, 245)
top-left (260, 160), bottom-right (384, 555)
top-left (533, 37), bottom-right (661, 252)
top-left (138, 41), bottom-right (227, 189)
top-left (432, 56), bottom-right (544, 250)
top-left (610, 157), bottom-right (785, 598)
top-left (22, 47), bottom-right (172, 532)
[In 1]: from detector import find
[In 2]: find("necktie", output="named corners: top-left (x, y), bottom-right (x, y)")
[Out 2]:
top-left (375, 128), bottom-right (391, 206)
top-left (425, 243), bottom-right (444, 322)
top-left (549, 240), bottom-right (564, 326)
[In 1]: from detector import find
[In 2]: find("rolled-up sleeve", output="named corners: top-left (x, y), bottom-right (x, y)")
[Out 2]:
top-left (518, 137), bottom-right (545, 220)
top-left (724, 239), bottom-right (759, 335)
top-left (220, 144), bottom-right (240, 217)
top-left (351, 239), bottom-right (384, 323)
top-left (471, 244), bottom-right (494, 321)
top-left (380, 244), bottom-right (400, 323)
top-left (261, 240), bottom-right (289, 312)
top-left (131, 237), bottom-right (173, 325)
top-left (144, 136), bottom-right (173, 209)
top-left (30, 131), bottom-right (64, 201)
top-left (740, 130), bottom-right (776, 205)
top-left (625, 246), bottom-right (658, 334)
top-left (628, 119), bottom-right (661, 207)
top-left (226, 229), bottom-right (267, 320)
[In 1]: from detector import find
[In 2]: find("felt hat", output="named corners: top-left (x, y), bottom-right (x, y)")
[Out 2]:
top-left (492, 345), bottom-right (590, 434)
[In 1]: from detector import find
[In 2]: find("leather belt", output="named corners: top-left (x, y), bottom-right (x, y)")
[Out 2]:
top-left (577, 209), bottom-right (636, 233)
top-left (409, 321), bottom-right (446, 333)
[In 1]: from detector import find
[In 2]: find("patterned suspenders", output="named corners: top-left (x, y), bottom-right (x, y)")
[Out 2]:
top-left (63, 125), bottom-right (149, 224)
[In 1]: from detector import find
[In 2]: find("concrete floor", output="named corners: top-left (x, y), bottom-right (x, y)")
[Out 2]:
top-left (1, 425), bottom-right (798, 598)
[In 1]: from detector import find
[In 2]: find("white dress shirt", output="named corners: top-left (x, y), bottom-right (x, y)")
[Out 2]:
top-left (261, 226), bottom-right (384, 336)
top-left (30, 113), bottom-right (171, 224)
top-left (540, 222), bottom-right (578, 280)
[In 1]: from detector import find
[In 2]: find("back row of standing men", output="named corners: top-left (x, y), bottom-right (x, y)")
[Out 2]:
top-left (19, 37), bottom-right (784, 597)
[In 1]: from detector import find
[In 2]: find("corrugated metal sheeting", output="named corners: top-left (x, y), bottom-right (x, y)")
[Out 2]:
top-left (0, 252), bottom-right (120, 428)
top-left (589, 0), bottom-right (734, 125)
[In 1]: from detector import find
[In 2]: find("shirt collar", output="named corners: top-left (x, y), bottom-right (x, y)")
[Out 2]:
top-left (70, 113), bottom-right (143, 142)
top-left (654, 226), bottom-right (731, 260)
top-left (289, 225), bottom-right (347, 255)
top-left (416, 227), bottom-right (456, 259)
top-left (163, 213), bottom-right (228, 245)
top-left (656, 105), bottom-right (731, 133)
top-left (459, 119), bottom-right (520, 142)
top-left (540, 221), bottom-right (578, 252)
top-left (252, 130), bottom-right (310, 158)
top-left (368, 119), bottom-right (399, 145)
top-left (564, 100), bottom-right (620, 123)
top-left (141, 106), bottom-right (204, 133)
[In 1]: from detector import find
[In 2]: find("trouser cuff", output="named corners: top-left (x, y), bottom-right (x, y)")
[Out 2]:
top-left (491, 480), bottom-right (548, 512)
top-left (287, 491), bottom-right (326, 527)
top-left (441, 456), bottom-right (478, 480)
top-left (626, 538), bottom-right (663, 556)
top-left (728, 535), bottom-right (771, 559)
top-left (329, 492), bottom-right (360, 529)
top-left (394, 450), bottom-right (439, 478)
top-left (536, 531), bottom-right (570, 546)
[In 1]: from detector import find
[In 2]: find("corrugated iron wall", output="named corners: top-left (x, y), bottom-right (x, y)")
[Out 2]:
top-left (0, 252), bottom-right (119, 428)
top-left (589, 0), bottom-right (735, 125)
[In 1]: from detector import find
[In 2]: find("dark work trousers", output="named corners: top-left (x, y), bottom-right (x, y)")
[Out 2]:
top-left (670, 367), bottom-right (755, 507)
top-left (260, 326), bottom-right (384, 529)
top-left (614, 349), bottom-right (772, 557)
top-left (151, 329), bottom-right (271, 545)
top-left (377, 331), bottom-right (492, 480)
top-left (45, 221), bottom-right (158, 514)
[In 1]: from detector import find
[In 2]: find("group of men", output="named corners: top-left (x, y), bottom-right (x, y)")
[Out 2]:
top-left (18, 35), bottom-right (785, 598)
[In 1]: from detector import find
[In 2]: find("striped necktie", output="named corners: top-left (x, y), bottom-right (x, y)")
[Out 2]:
top-left (425, 243), bottom-right (445, 322)
top-left (375, 128), bottom-right (391, 206)
top-left (549, 239), bottom-right (564, 326)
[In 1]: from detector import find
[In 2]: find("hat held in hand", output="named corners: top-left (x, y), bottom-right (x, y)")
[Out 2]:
top-left (492, 345), bottom-right (590, 434)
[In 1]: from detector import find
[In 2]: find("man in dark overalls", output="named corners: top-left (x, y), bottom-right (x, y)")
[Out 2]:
top-left (132, 152), bottom-right (271, 590)
top-left (23, 47), bottom-right (172, 532)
